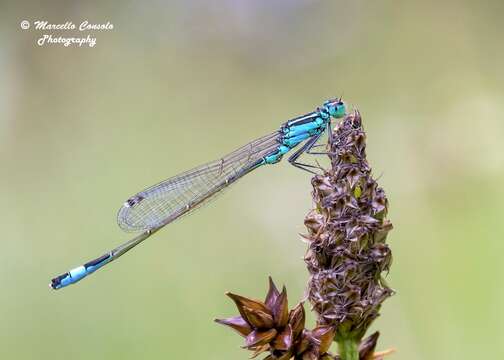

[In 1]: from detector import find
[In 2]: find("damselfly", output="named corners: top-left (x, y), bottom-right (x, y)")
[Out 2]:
top-left (50, 99), bottom-right (346, 289)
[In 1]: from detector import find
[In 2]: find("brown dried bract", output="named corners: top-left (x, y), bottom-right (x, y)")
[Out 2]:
top-left (216, 277), bottom-right (335, 359)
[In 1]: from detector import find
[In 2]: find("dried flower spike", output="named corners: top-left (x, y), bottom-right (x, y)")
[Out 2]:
top-left (304, 111), bottom-right (394, 359)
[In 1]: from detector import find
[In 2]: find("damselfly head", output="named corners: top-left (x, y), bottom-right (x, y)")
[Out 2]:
top-left (324, 98), bottom-right (347, 119)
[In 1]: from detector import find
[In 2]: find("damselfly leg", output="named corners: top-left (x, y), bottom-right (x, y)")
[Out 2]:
top-left (287, 132), bottom-right (325, 174)
top-left (287, 120), bottom-right (334, 174)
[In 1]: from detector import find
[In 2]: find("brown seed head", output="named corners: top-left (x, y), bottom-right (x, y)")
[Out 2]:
top-left (304, 111), bottom-right (394, 340)
top-left (216, 278), bottom-right (336, 359)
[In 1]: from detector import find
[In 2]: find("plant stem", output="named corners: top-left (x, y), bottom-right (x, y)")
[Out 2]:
top-left (338, 338), bottom-right (359, 360)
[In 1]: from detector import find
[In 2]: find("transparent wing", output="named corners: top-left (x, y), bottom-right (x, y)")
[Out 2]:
top-left (117, 131), bottom-right (281, 232)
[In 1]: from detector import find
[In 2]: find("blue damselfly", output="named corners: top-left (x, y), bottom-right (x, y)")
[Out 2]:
top-left (50, 99), bottom-right (346, 289)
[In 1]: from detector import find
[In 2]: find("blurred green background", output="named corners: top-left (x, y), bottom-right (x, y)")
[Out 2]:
top-left (1, 1), bottom-right (503, 359)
